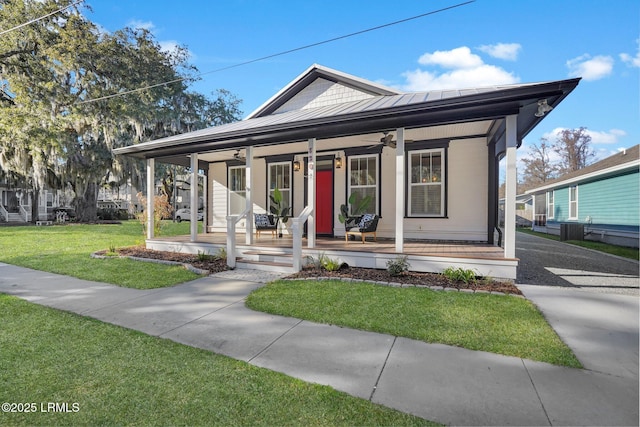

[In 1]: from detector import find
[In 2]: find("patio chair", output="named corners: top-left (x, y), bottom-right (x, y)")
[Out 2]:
top-left (254, 213), bottom-right (278, 238)
top-left (345, 214), bottom-right (379, 243)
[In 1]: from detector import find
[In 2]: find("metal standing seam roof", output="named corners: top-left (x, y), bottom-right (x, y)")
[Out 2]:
top-left (113, 78), bottom-right (580, 159)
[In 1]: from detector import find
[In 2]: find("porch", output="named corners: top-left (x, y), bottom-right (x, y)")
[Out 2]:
top-left (146, 234), bottom-right (518, 279)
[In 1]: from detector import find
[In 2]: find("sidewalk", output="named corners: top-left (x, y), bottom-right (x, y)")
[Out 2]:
top-left (1, 263), bottom-right (638, 426)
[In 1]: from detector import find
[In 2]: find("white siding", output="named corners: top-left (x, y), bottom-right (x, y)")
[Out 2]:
top-left (274, 78), bottom-right (374, 114)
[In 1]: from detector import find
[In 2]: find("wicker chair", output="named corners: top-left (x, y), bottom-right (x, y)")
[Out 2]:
top-left (345, 214), bottom-right (379, 243)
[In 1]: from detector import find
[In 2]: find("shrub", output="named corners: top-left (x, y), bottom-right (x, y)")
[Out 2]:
top-left (136, 192), bottom-right (173, 236)
top-left (214, 247), bottom-right (227, 261)
top-left (443, 267), bottom-right (478, 284)
top-left (386, 256), bottom-right (410, 276)
top-left (317, 253), bottom-right (342, 271)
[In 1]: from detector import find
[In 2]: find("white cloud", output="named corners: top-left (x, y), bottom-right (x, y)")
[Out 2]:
top-left (418, 46), bottom-right (483, 69)
top-left (566, 54), bottom-right (614, 80)
top-left (478, 43), bottom-right (521, 61)
top-left (402, 46), bottom-right (519, 91)
top-left (542, 127), bottom-right (626, 144)
top-left (620, 39), bottom-right (640, 67)
top-left (127, 19), bottom-right (155, 31)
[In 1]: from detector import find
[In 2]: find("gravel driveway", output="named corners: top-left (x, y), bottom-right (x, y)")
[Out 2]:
top-left (515, 231), bottom-right (639, 296)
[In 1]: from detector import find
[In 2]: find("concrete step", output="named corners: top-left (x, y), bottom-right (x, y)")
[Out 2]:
top-left (241, 250), bottom-right (293, 264)
top-left (236, 258), bottom-right (295, 274)
top-left (6, 213), bottom-right (25, 222)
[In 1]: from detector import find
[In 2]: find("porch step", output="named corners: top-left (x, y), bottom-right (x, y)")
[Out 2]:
top-left (235, 258), bottom-right (295, 274)
top-left (241, 250), bottom-right (293, 264)
top-left (6, 213), bottom-right (25, 222)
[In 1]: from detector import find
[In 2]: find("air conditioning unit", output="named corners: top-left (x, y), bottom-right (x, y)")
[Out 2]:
top-left (560, 223), bottom-right (584, 241)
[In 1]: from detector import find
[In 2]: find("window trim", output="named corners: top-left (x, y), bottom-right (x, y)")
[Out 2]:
top-left (267, 161), bottom-right (292, 214)
top-left (569, 185), bottom-right (578, 220)
top-left (227, 165), bottom-right (246, 216)
top-left (347, 154), bottom-right (379, 215)
top-left (547, 191), bottom-right (555, 219)
top-left (407, 147), bottom-right (446, 218)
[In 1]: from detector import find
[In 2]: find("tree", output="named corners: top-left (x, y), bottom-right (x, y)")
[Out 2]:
top-left (0, 0), bottom-right (242, 222)
top-left (519, 139), bottom-right (558, 192)
top-left (553, 127), bottom-right (594, 174)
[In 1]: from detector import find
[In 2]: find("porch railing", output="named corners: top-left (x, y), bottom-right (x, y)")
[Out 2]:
top-left (19, 205), bottom-right (31, 222)
top-left (226, 208), bottom-right (250, 269)
top-left (0, 204), bottom-right (7, 222)
top-left (291, 205), bottom-right (313, 272)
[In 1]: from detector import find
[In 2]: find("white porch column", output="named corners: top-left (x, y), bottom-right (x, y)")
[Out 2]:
top-left (190, 153), bottom-right (198, 242)
top-left (146, 158), bottom-right (155, 240)
top-left (395, 128), bottom-right (405, 253)
top-left (202, 172), bottom-right (208, 233)
top-left (504, 114), bottom-right (518, 258)
top-left (245, 146), bottom-right (254, 244)
top-left (307, 138), bottom-right (316, 248)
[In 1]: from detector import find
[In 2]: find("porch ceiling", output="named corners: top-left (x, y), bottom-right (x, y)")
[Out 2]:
top-left (188, 121), bottom-right (494, 164)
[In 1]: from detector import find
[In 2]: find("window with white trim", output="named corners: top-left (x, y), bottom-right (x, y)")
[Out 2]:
top-left (547, 191), bottom-right (554, 219)
top-left (569, 186), bottom-right (578, 219)
top-left (348, 155), bottom-right (378, 214)
top-left (409, 149), bottom-right (445, 217)
top-left (228, 166), bottom-right (246, 215)
top-left (268, 162), bottom-right (291, 213)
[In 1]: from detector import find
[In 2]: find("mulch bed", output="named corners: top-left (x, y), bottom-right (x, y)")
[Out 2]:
top-left (112, 246), bottom-right (522, 295)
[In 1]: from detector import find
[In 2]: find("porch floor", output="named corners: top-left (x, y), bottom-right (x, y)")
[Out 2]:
top-left (150, 233), bottom-right (510, 261)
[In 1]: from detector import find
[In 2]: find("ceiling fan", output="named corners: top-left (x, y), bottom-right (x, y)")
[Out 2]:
top-left (365, 132), bottom-right (411, 149)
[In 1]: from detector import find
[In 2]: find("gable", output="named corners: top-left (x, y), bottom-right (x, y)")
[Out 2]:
top-left (273, 77), bottom-right (376, 114)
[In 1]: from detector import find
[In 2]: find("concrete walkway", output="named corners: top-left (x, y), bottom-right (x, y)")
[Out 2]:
top-left (1, 263), bottom-right (638, 426)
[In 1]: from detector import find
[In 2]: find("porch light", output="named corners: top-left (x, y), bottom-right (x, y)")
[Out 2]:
top-left (335, 156), bottom-right (343, 169)
top-left (534, 99), bottom-right (553, 117)
top-left (293, 160), bottom-right (301, 172)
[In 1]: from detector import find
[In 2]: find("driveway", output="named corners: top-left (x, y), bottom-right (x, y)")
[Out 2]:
top-left (516, 231), bottom-right (639, 296)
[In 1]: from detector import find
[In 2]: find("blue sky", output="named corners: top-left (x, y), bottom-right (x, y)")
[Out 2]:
top-left (85, 0), bottom-right (639, 162)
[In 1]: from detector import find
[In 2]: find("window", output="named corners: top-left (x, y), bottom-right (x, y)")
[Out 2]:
top-left (547, 191), bottom-right (554, 219)
top-left (348, 155), bottom-right (378, 214)
top-left (569, 186), bottom-right (578, 219)
top-left (228, 166), bottom-right (246, 215)
top-left (268, 162), bottom-right (291, 213)
top-left (409, 149), bottom-right (445, 217)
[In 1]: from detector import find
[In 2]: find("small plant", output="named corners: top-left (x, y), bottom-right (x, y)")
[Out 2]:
top-left (197, 250), bottom-right (212, 261)
top-left (108, 243), bottom-right (117, 254)
top-left (317, 252), bottom-right (342, 271)
top-left (443, 267), bottom-right (478, 284)
top-left (387, 255), bottom-right (410, 277)
top-left (214, 247), bottom-right (227, 261)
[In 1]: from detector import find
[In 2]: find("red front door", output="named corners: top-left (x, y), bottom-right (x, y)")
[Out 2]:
top-left (315, 169), bottom-right (333, 235)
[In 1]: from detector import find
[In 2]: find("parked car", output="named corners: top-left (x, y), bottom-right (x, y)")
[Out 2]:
top-left (175, 208), bottom-right (203, 222)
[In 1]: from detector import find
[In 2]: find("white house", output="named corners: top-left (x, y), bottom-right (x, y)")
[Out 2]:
top-left (113, 64), bottom-right (580, 279)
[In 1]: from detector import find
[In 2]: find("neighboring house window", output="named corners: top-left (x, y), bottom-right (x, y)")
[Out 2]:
top-left (547, 191), bottom-right (554, 219)
top-left (228, 166), bottom-right (246, 215)
top-left (569, 186), bottom-right (578, 220)
top-left (268, 162), bottom-right (291, 212)
top-left (348, 155), bottom-right (378, 214)
top-left (409, 148), bottom-right (445, 217)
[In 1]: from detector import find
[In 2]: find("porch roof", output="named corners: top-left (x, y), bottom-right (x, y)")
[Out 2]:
top-left (113, 77), bottom-right (580, 165)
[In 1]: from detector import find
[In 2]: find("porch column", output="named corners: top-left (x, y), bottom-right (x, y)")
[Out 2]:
top-left (146, 158), bottom-right (155, 240)
top-left (202, 171), bottom-right (208, 233)
top-left (245, 146), bottom-right (254, 244)
top-left (395, 128), bottom-right (405, 253)
top-left (307, 138), bottom-right (316, 248)
top-left (504, 114), bottom-right (518, 258)
top-left (190, 153), bottom-right (198, 242)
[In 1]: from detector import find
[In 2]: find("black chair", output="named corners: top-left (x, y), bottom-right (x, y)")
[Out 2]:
top-left (345, 214), bottom-right (379, 243)
top-left (254, 213), bottom-right (278, 238)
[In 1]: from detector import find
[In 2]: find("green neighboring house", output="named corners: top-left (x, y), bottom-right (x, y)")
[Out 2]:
top-left (527, 144), bottom-right (639, 248)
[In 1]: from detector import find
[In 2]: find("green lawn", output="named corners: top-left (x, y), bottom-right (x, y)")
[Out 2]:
top-left (246, 280), bottom-right (582, 368)
top-left (0, 220), bottom-right (201, 289)
top-left (0, 294), bottom-right (433, 426)
top-left (517, 228), bottom-right (639, 260)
